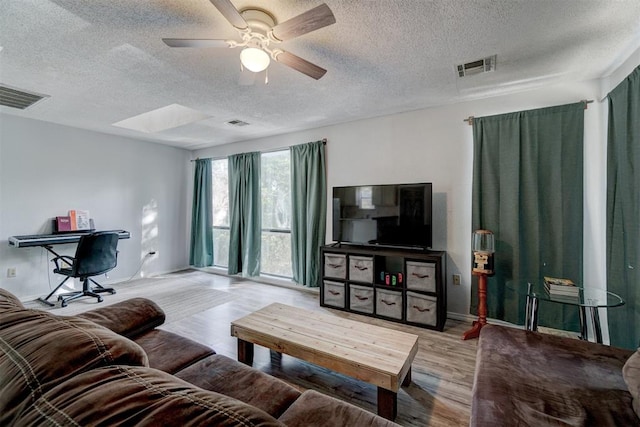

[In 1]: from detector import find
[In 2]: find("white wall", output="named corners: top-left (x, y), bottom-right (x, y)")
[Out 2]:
top-left (0, 115), bottom-right (191, 300)
top-left (599, 45), bottom-right (640, 100)
top-left (194, 78), bottom-right (609, 318)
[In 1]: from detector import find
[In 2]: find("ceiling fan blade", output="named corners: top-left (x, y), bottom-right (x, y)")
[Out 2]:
top-left (162, 38), bottom-right (230, 48)
top-left (270, 3), bottom-right (336, 41)
top-left (276, 51), bottom-right (327, 80)
top-left (209, 0), bottom-right (248, 30)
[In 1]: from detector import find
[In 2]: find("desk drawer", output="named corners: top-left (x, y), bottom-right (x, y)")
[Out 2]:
top-left (406, 291), bottom-right (437, 326)
top-left (406, 261), bottom-right (436, 293)
top-left (323, 281), bottom-right (345, 308)
top-left (349, 255), bottom-right (374, 283)
top-left (375, 288), bottom-right (403, 320)
top-left (349, 284), bottom-right (374, 314)
top-left (324, 253), bottom-right (347, 279)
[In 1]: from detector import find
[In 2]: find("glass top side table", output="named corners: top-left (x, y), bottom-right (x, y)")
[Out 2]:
top-left (518, 281), bottom-right (624, 344)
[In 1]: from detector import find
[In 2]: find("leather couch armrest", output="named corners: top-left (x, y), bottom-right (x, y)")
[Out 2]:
top-left (76, 297), bottom-right (165, 338)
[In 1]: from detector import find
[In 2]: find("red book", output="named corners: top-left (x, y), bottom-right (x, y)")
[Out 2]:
top-left (68, 210), bottom-right (77, 231)
top-left (56, 216), bottom-right (72, 232)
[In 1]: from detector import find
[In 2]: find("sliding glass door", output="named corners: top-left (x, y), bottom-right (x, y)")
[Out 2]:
top-left (210, 151), bottom-right (292, 277)
top-left (261, 150), bottom-right (292, 277)
top-left (212, 158), bottom-right (230, 268)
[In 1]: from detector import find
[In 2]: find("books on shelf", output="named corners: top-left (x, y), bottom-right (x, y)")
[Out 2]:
top-left (75, 210), bottom-right (91, 230)
top-left (544, 276), bottom-right (579, 296)
top-left (68, 209), bottom-right (92, 231)
top-left (68, 210), bottom-right (77, 231)
top-left (55, 216), bottom-right (72, 232)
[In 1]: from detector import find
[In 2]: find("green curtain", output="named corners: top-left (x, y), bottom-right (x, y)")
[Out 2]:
top-left (607, 65), bottom-right (640, 350)
top-left (228, 152), bottom-right (261, 277)
top-left (471, 103), bottom-right (584, 330)
top-left (290, 141), bottom-right (327, 287)
top-left (189, 159), bottom-right (213, 267)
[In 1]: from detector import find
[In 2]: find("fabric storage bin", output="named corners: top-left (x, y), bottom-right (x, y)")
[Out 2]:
top-left (375, 288), bottom-right (403, 320)
top-left (406, 261), bottom-right (436, 293)
top-left (348, 255), bottom-right (374, 283)
top-left (349, 284), bottom-right (374, 314)
top-left (324, 253), bottom-right (347, 279)
top-left (323, 281), bottom-right (345, 308)
top-left (406, 291), bottom-right (437, 326)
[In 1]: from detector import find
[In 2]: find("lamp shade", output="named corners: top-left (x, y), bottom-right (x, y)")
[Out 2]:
top-left (240, 47), bottom-right (270, 72)
top-left (472, 229), bottom-right (494, 253)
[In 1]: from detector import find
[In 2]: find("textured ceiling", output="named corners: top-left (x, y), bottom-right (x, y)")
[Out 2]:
top-left (1, 0), bottom-right (639, 150)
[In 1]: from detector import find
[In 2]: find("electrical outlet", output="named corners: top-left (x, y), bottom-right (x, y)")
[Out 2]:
top-left (453, 274), bottom-right (461, 285)
top-left (7, 267), bottom-right (17, 278)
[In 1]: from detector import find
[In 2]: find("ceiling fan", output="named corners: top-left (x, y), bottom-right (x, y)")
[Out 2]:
top-left (162, 0), bottom-right (336, 80)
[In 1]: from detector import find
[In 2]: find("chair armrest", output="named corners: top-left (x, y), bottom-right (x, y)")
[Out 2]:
top-left (76, 297), bottom-right (166, 338)
top-left (51, 255), bottom-right (75, 270)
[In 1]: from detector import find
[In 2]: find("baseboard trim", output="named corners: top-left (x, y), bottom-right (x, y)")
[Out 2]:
top-left (194, 267), bottom-right (319, 294)
top-left (446, 311), bottom-right (520, 329)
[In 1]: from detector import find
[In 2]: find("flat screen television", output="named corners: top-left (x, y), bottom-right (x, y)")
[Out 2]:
top-left (332, 183), bottom-right (432, 249)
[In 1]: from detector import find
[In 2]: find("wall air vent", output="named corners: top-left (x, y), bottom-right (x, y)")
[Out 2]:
top-left (456, 55), bottom-right (497, 78)
top-left (0, 84), bottom-right (49, 109)
top-left (227, 119), bottom-right (250, 127)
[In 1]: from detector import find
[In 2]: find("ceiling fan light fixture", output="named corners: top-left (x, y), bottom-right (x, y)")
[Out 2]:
top-left (240, 47), bottom-right (270, 72)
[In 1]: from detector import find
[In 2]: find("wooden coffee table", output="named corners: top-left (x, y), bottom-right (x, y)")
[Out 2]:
top-left (230, 302), bottom-right (419, 420)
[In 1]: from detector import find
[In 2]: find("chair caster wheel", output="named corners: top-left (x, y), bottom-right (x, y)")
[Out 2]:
top-left (97, 297), bottom-right (103, 303)
top-left (61, 302), bottom-right (67, 308)
top-left (110, 290), bottom-right (116, 294)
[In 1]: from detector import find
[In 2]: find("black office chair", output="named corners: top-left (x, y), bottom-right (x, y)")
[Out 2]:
top-left (52, 231), bottom-right (119, 307)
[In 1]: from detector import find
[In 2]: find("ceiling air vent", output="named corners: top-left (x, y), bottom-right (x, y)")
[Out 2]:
top-left (227, 119), bottom-right (250, 127)
top-left (456, 55), bottom-right (497, 78)
top-left (0, 84), bottom-right (49, 109)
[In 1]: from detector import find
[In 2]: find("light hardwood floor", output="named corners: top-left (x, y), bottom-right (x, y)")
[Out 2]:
top-left (151, 271), bottom-right (478, 427)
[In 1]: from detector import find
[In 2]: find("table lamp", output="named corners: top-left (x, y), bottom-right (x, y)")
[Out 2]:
top-left (463, 229), bottom-right (495, 340)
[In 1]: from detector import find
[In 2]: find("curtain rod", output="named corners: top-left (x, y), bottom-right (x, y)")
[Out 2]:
top-left (462, 99), bottom-right (594, 126)
top-left (261, 138), bottom-right (328, 154)
top-left (190, 138), bottom-right (327, 162)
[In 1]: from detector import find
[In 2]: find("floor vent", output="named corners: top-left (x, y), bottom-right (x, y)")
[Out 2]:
top-left (0, 84), bottom-right (49, 109)
top-left (456, 55), bottom-right (497, 78)
top-left (227, 119), bottom-right (250, 127)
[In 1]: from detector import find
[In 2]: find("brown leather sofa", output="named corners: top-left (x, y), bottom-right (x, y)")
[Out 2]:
top-left (0, 288), bottom-right (399, 426)
top-left (470, 324), bottom-right (639, 426)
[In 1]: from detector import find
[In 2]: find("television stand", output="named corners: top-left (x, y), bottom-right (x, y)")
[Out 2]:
top-left (320, 244), bottom-right (446, 331)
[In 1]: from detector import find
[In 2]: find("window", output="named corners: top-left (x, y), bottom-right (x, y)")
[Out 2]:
top-left (211, 158), bottom-right (229, 268)
top-left (210, 151), bottom-right (292, 278)
top-left (261, 150), bottom-right (292, 277)
top-left (357, 186), bottom-right (375, 209)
